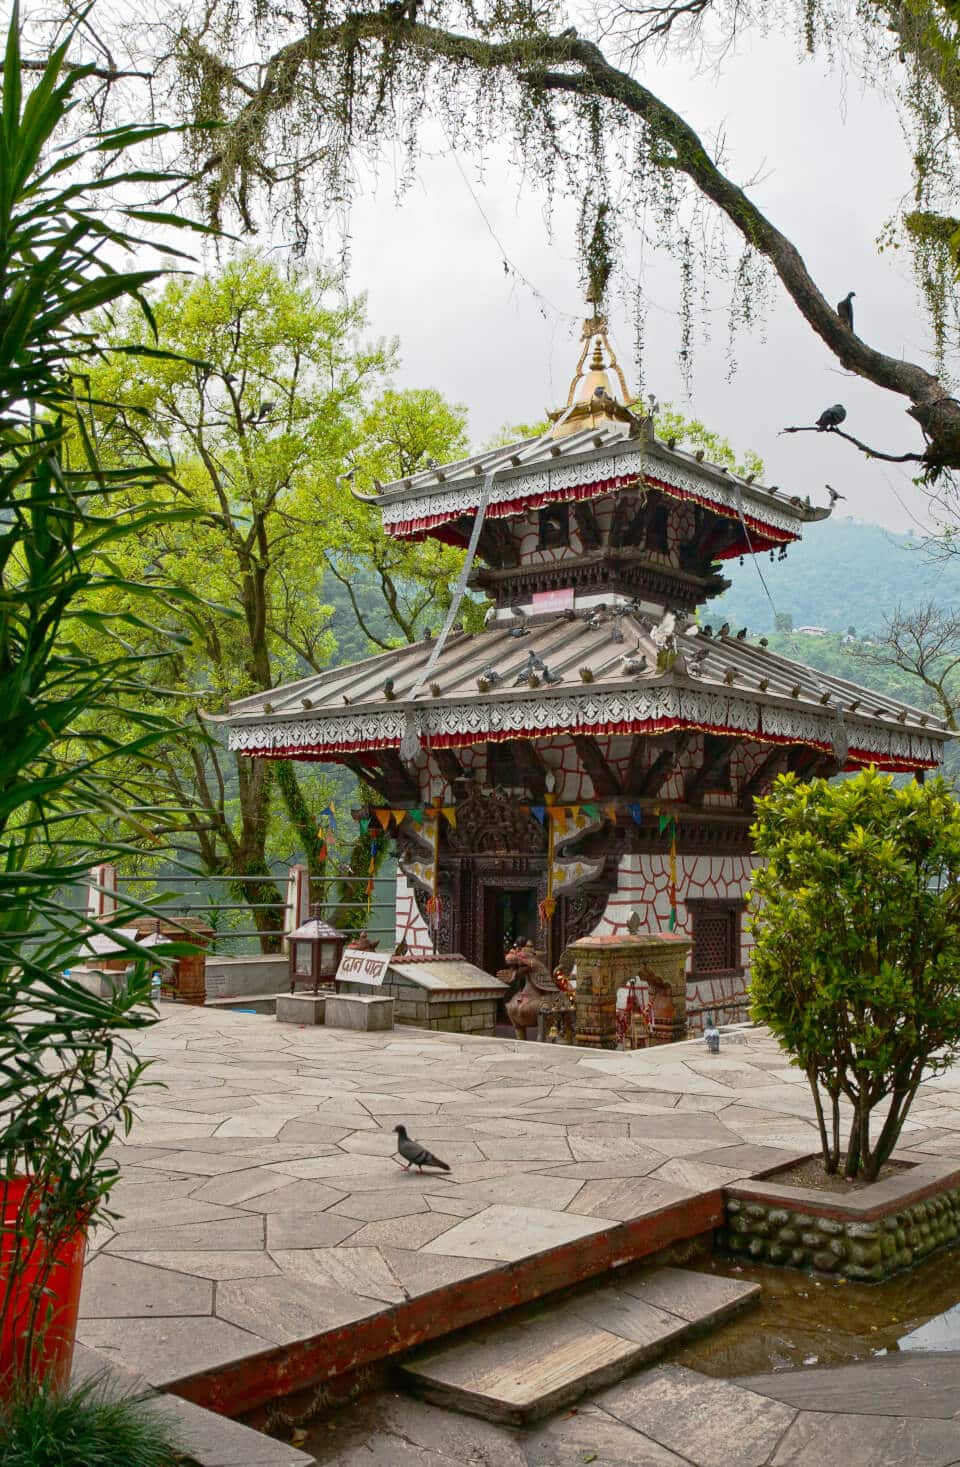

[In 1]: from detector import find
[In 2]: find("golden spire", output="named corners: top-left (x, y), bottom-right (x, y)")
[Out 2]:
top-left (548, 306), bottom-right (637, 439)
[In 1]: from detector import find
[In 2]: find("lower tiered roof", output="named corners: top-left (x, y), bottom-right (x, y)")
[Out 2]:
top-left (215, 609), bottom-right (946, 773)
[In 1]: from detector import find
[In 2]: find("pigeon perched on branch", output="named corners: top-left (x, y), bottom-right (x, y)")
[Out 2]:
top-left (394, 1124), bottom-right (450, 1172)
top-left (837, 291), bottom-right (856, 330)
top-left (816, 404), bottom-right (847, 431)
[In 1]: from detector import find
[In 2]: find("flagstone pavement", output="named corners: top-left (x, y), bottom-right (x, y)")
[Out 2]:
top-left (304, 1355), bottom-right (960, 1467)
top-left (78, 1004), bottom-right (960, 1407)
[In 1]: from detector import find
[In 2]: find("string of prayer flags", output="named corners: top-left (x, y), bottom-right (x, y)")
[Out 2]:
top-left (366, 834), bottom-right (381, 905)
top-left (657, 813), bottom-right (678, 931)
top-left (316, 803), bottom-right (338, 862)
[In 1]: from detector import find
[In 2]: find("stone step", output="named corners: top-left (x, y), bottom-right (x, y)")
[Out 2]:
top-left (399, 1265), bottom-right (759, 1427)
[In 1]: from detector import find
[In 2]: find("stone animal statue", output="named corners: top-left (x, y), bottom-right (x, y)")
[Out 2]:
top-left (501, 939), bottom-right (560, 1040)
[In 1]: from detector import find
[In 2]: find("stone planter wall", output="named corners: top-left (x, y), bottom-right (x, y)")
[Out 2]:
top-left (721, 1156), bottom-right (960, 1282)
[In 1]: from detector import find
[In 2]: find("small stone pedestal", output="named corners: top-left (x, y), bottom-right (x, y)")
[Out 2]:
top-left (564, 932), bottom-right (691, 1049)
top-left (325, 994), bottom-right (394, 1032)
top-left (276, 993), bottom-right (327, 1026)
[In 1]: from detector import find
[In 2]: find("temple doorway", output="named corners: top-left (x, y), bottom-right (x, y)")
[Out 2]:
top-left (482, 885), bottom-right (538, 980)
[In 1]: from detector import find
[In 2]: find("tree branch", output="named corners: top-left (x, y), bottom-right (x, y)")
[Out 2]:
top-left (780, 424), bottom-right (926, 464)
top-left (185, 10), bottom-right (960, 473)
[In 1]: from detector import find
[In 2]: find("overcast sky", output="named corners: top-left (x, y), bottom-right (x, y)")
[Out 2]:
top-left (334, 19), bottom-right (948, 538)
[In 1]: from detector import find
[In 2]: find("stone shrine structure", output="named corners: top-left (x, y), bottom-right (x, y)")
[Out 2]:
top-left (217, 315), bottom-right (948, 1028)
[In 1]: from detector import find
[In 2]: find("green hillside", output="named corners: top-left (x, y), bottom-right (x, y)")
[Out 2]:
top-left (712, 519), bottom-right (957, 636)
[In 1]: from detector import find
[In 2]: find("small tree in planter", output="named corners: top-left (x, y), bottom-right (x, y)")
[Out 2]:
top-left (750, 768), bottom-right (960, 1182)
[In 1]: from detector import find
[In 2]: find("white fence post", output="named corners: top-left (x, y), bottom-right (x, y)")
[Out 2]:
top-left (85, 862), bottom-right (117, 924)
top-left (283, 863), bottom-right (310, 950)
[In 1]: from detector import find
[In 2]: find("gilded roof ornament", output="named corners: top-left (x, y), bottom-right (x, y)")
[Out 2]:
top-left (549, 305), bottom-right (644, 440)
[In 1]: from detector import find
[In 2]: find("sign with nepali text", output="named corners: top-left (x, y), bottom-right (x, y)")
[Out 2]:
top-left (336, 946), bottom-right (394, 988)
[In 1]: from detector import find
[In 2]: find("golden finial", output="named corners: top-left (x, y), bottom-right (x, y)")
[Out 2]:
top-left (548, 304), bottom-right (637, 439)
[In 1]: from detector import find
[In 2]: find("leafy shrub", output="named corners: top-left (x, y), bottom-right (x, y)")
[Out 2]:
top-left (750, 768), bottom-right (960, 1180)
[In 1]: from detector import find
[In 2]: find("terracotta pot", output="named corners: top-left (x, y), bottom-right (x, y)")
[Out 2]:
top-left (0, 1178), bottom-right (86, 1395)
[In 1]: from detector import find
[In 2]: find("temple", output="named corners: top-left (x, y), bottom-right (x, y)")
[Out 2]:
top-left (217, 313), bottom-right (948, 1028)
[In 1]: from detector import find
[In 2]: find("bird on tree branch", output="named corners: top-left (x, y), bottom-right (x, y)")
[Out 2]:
top-left (837, 290), bottom-right (856, 331)
top-left (816, 404), bottom-right (846, 431)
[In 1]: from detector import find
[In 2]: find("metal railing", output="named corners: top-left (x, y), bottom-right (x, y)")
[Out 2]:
top-left (85, 862), bottom-right (400, 957)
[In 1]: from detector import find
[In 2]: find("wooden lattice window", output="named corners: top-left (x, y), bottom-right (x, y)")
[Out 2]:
top-left (538, 504), bottom-right (569, 549)
top-left (689, 900), bottom-right (744, 976)
top-left (487, 741), bottom-right (523, 788)
top-left (645, 501), bottom-right (670, 555)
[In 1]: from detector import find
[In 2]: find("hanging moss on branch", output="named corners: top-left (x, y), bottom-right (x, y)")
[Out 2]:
top-left (150, 1), bottom-right (960, 478)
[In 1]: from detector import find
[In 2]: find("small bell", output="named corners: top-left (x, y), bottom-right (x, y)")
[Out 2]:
top-left (704, 1013), bottom-right (720, 1054)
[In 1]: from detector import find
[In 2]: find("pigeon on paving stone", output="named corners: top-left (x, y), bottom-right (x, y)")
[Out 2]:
top-left (394, 1124), bottom-right (451, 1172)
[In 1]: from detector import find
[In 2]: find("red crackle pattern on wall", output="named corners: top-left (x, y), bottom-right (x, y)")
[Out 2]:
top-left (395, 872), bottom-right (434, 957)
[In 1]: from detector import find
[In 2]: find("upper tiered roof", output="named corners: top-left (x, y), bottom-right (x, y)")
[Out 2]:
top-left (357, 316), bottom-right (831, 561)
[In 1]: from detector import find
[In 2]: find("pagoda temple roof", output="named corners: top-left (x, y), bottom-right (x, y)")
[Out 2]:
top-left (216, 609), bottom-right (946, 774)
top-left (360, 421), bottom-right (830, 558)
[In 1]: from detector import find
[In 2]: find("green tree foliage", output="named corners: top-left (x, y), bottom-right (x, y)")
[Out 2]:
top-left (750, 769), bottom-right (960, 1180)
top-left (321, 385), bottom-right (477, 647)
top-left (652, 406), bottom-right (764, 480)
top-left (80, 256), bottom-right (472, 937)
